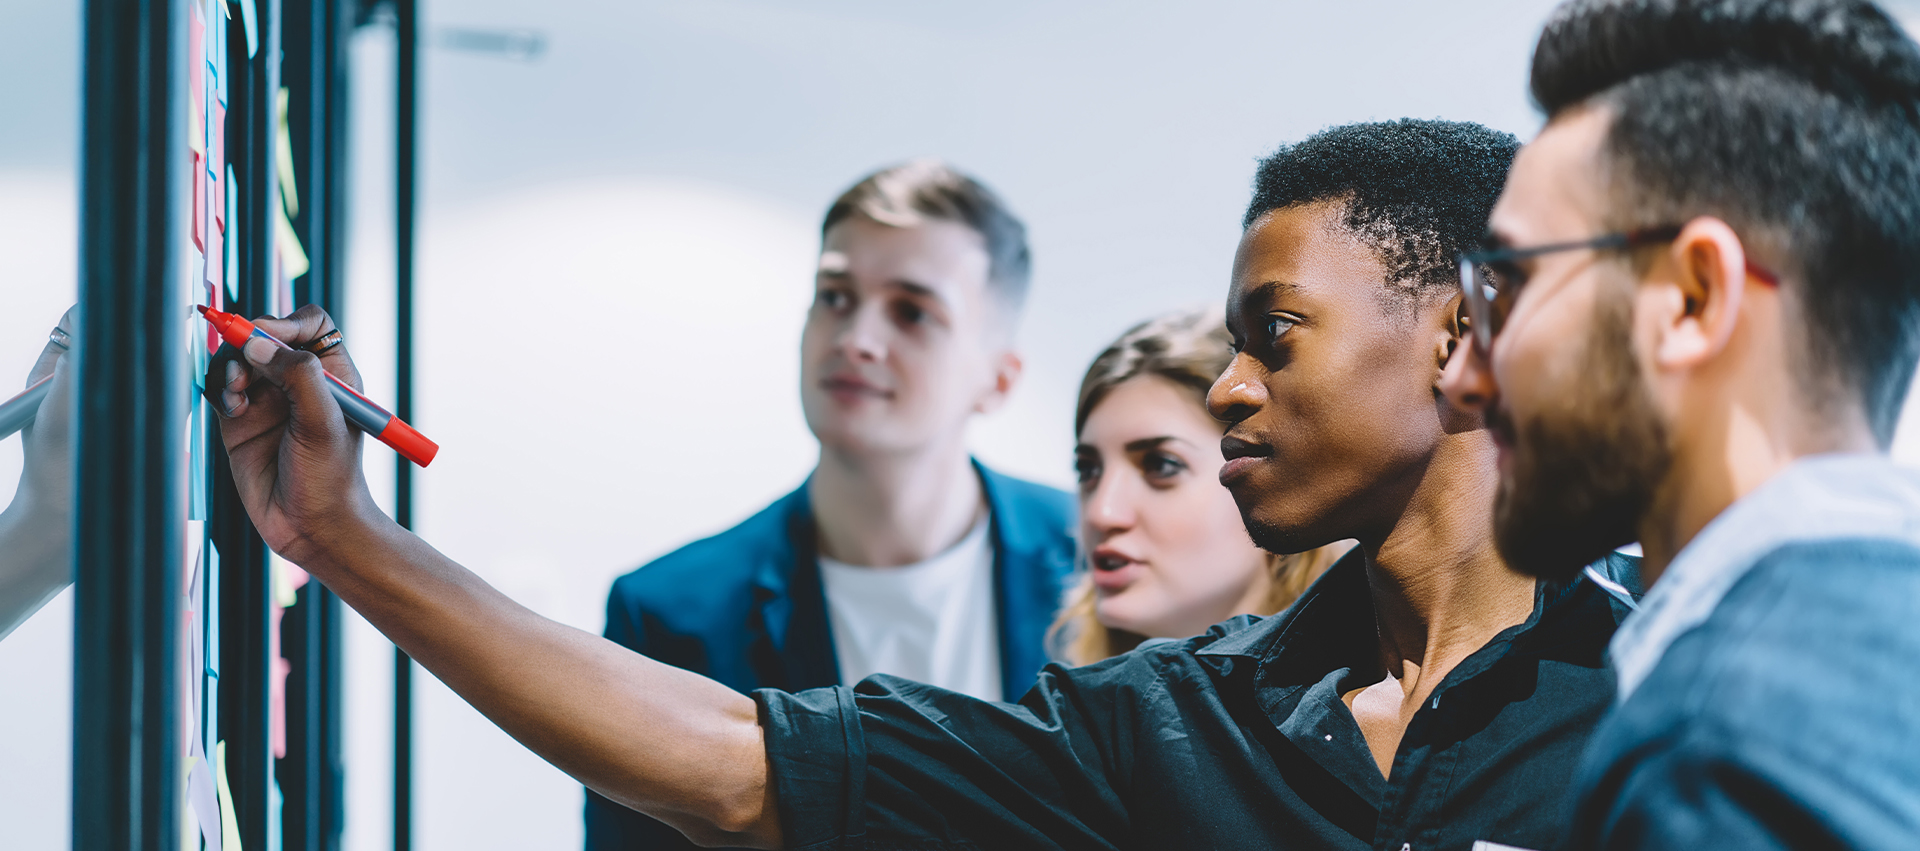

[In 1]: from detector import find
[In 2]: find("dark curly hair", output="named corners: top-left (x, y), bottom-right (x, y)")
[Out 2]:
top-left (1243, 119), bottom-right (1520, 306)
top-left (1531, 0), bottom-right (1920, 445)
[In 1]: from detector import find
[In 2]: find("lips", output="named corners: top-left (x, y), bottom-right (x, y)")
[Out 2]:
top-left (1089, 546), bottom-right (1143, 591)
top-left (821, 374), bottom-right (893, 403)
top-left (1218, 435), bottom-right (1272, 484)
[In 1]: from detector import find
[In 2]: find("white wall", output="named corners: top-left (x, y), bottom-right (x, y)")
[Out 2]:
top-left (0, 0), bottom-right (79, 845)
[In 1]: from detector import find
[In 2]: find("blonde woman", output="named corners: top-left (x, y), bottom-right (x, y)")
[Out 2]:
top-left (1052, 308), bottom-right (1352, 665)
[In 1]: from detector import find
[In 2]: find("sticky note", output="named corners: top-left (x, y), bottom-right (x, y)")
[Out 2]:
top-left (238, 0), bottom-right (258, 59)
top-left (191, 150), bottom-right (205, 251)
top-left (275, 202), bottom-right (309, 282)
top-left (210, 102), bottom-right (226, 233)
top-left (224, 165), bottom-right (238, 302)
top-left (186, 749), bottom-right (223, 851)
top-left (276, 87), bottom-right (298, 218)
top-left (269, 596), bottom-right (287, 759)
top-left (189, 7), bottom-right (204, 108)
top-left (204, 218), bottom-right (223, 309)
top-left (215, 741), bottom-right (243, 851)
top-left (188, 400), bottom-right (207, 520)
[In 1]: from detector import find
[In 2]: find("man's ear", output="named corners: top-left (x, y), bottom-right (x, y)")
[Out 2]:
top-left (1432, 292), bottom-right (1485, 432)
top-left (1652, 217), bottom-right (1749, 372)
top-left (1434, 291), bottom-right (1469, 372)
top-left (975, 349), bottom-right (1023, 415)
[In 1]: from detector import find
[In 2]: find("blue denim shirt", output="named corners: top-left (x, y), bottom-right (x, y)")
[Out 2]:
top-left (1567, 454), bottom-right (1920, 849)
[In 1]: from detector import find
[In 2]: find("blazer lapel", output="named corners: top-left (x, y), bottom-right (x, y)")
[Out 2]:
top-left (978, 462), bottom-right (1074, 701)
top-left (747, 483), bottom-right (841, 691)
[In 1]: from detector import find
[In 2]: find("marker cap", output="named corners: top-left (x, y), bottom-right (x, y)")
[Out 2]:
top-left (378, 416), bottom-right (439, 468)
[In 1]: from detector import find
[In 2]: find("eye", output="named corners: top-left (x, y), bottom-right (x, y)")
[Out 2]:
top-left (1074, 454), bottom-right (1101, 488)
top-left (816, 288), bottom-right (852, 312)
top-left (1265, 314), bottom-right (1297, 341)
top-left (893, 300), bottom-right (927, 327)
top-left (1142, 451), bottom-right (1187, 482)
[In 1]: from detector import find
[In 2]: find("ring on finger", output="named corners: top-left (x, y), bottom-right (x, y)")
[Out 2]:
top-left (48, 326), bottom-right (71, 351)
top-left (301, 328), bottom-right (343, 355)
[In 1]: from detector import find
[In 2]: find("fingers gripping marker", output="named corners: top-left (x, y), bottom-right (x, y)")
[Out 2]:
top-left (200, 305), bottom-right (439, 467)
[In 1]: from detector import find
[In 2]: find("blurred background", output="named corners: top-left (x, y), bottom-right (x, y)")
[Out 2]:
top-left (8, 1), bottom-right (1920, 848)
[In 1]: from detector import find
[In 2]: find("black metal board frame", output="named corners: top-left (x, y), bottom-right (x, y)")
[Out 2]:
top-left (73, 0), bottom-right (186, 847)
top-left (214, 2), bottom-right (284, 851)
top-left (281, 0), bottom-right (354, 847)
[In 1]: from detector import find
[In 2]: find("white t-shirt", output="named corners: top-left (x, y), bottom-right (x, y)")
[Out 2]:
top-left (818, 516), bottom-right (1003, 702)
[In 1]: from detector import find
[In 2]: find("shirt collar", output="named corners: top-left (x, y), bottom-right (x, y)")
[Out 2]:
top-left (1194, 548), bottom-right (1374, 668)
top-left (1193, 548), bottom-right (1609, 679)
top-left (1609, 452), bottom-right (1920, 701)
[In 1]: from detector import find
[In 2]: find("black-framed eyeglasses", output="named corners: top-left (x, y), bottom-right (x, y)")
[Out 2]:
top-left (1456, 224), bottom-right (1779, 354)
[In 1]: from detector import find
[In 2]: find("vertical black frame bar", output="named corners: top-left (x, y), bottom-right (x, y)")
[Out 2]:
top-left (394, 1), bottom-right (419, 850)
top-left (280, 0), bottom-right (351, 848)
top-left (72, 0), bottom-right (185, 848)
top-left (215, 0), bottom-right (283, 849)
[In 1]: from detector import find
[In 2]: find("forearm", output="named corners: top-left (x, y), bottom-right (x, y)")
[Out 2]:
top-left (0, 494), bottom-right (71, 641)
top-left (313, 516), bottom-right (782, 848)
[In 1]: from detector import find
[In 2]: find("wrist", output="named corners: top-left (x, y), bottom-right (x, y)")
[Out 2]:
top-left (293, 489), bottom-right (406, 578)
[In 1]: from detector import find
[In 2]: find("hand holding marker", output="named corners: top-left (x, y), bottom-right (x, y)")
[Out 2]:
top-left (200, 305), bottom-right (439, 467)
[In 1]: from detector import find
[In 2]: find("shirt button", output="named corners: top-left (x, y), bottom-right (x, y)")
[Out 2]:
top-left (1400, 844), bottom-right (1412, 851)
top-left (1323, 734), bottom-right (1333, 741)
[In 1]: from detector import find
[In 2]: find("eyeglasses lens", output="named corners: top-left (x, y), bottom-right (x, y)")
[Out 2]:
top-left (1459, 257), bottom-right (1503, 351)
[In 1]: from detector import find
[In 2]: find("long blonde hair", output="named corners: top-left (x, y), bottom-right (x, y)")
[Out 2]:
top-left (1049, 307), bottom-right (1352, 666)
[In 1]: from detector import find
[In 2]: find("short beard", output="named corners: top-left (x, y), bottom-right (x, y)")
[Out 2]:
top-left (1242, 510), bottom-right (1304, 556)
top-left (1492, 283), bottom-right (1671, 582)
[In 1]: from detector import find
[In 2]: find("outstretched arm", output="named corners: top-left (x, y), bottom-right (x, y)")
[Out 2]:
top-left (209, 306), bottom-right (782, 848)
top-left (0, 307), bottom-right (76, 640)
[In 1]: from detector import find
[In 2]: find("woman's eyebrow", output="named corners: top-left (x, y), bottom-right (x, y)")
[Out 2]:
top-left (1123, 436), bottom-right (1180, 453)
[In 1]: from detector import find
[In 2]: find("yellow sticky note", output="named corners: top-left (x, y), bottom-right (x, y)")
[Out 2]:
top-left (274, 202), bottom-right (310, 282)
top-left (215, 740), bottom-right (244, 851)
top-left (275, 87), bottom-right (298, 218)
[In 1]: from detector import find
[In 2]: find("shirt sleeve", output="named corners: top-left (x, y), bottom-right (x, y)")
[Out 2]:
top-left (757, 663), bottom-right (1134, 850)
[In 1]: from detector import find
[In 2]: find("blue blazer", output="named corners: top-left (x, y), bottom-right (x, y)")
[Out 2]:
top-left (585, 461), bottom-right (1076, 851)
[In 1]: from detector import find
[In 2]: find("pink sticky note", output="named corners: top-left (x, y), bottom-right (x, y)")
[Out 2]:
top-left (210, 103), bottom-right (226, 233)
top-left (191, 151), bottom-right (205, 251)
top-left (189, 9), bottom-right (204, 102)
top-left (270, 600), bottom-right (289, 759)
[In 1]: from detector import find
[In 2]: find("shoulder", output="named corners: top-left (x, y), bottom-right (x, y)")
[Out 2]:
top-left (1600, 538), bottom-right (1920, 838)
top-left (1065, 615), bottom-right (1271, 687)
top-left (1677, 537), bottom-right (1920, 712)
top-left (979, 465), bottom-right (1075, 526)
top-left (607, 489), bottom-right (805, 609)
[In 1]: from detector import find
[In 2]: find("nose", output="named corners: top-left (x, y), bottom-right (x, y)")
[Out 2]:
top-left (1082, 468), bottom-right (1138, 538)
top-left (1439, 338), bottom-right (1498, 414)
top-left (1207, 355), bottom-right (1266, 424)
top-left (835, 302), bottom-right (887, 364)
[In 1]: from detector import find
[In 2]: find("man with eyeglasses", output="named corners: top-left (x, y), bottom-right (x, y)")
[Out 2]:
top-left (1442, 0), bottom-right (1920, 846)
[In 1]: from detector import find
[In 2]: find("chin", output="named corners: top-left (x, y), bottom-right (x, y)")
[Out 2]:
top-left (1239, 503), bottom-right (1340, 557)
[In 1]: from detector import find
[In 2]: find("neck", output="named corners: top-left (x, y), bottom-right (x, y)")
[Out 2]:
top-left (808, 437), bottom-right (985, 568)
top-left (1361, 431), bottom-right (1535, 696)
top-left (1636, 391), bottom-right (1876, 587)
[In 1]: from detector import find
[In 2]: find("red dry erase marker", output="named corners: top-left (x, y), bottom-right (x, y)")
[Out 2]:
top-left (199, 305), bottom-right (439, 467)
